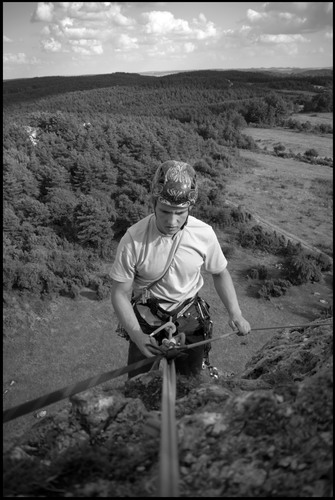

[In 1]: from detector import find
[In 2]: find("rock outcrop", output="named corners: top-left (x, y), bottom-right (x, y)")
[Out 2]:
top-left (3, 320), bottom-right (333, 497)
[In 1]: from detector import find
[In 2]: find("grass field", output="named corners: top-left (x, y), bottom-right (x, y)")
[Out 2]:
top-left (243, 126), bottom-right (333, 157)
top-left (290, 112), bottom-right (333, 127)
top-left (227, 150), bottom-right (333, 256)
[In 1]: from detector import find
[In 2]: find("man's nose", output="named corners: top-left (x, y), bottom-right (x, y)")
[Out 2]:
top-left (167, 213), bottom-right (178, 224)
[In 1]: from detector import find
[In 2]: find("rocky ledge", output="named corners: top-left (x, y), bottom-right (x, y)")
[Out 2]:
top-left (3, 319), bottom-right (333, 497)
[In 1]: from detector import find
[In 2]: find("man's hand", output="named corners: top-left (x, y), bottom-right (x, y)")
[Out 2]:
top-left (229, 315), bottom-right (251, 336)
top-left (134, 333), bottom-right (159, 357)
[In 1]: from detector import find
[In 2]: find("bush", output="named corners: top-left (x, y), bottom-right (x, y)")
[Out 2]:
top-left (248, 265), bottom-right (269, 280)
top-left (258, 279), bottom-right (291, 299)
top-left (238, 225), bottom-right (285, 254)
top-left (273, 143), bottom-right (286, 155)
top-left (316, 253), bottom-right (333, 273)
top-left (231, 205), bottom-right (251, 224)
top-left (221, 244), bottom-right (236, 260)
top-left (304, 148), bottom-right (319, 158)
top-left (284, 252), bottom-right (323, 285)
top-left (220, 207), bottom-right (233, 227)
top-left (96, 283), bottom-right (111, 301)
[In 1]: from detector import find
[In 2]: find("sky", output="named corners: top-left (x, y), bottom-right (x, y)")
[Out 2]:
top-left (3, 2), bottom-right (333, 80)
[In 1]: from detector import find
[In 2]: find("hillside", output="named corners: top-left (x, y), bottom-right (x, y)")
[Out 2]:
top-left (3, 319), bottom-right (333, 497)
top-left (3, 68), bottom-right (332, 108)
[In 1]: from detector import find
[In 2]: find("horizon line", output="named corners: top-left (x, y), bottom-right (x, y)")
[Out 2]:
top-left (3, 65), bottom-right (333, 82)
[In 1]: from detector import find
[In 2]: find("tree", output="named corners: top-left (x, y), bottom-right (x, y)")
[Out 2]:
top-left (273, 143), bottom-right (286, 155)
top-left (3, 151), bottom-right (39, 201)
top-left (45, 187), bottom-right (78, 230)
top-left (15, 196), bottom-right (50, 227)
top-left (74, 196), bottom-right (116, 257)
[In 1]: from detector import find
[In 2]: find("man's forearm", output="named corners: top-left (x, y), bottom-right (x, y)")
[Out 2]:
top-left (212, 269), bottom-right (242, 318)
top-left (212, 268), bottom-right (251, 335)
top-left (111, 287), bottom-right (159, 357)
top-left (111, 290), bottom-right (143, 342)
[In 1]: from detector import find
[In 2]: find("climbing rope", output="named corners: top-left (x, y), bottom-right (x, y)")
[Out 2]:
top-left (159, 357), bottom-right (179, 497)
top-left (2, 355), bottom-right (162, 424)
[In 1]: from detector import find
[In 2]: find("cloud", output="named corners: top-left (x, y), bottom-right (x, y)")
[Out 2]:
top-left (115, 34), bottom-right (139, 52)
top-left (69, 39), bottom-right (104, 55)
top-left (33, 2), bottom-right (133, 27)
top-left (218, 2), bottom-right (332, 58)
top-left (259, 34), bottom-right (309, 44)
top-left (246, 2), bottom-right (333, 35)
top-left (3, 35), bottom-right (13, 43)
top-left (31, 2), bottom-right (135, 57)
top-left (141, 10), bottom-right (217, 41)
top-left (31, 2), bottom-right (55, 23)
top-left (41, 37), bottom-right (62, 52)
top-left (3, 53), bottom-right (41, 65)
top-left (142, 10), bottom-right (191, 35)
top-left (30, 2), bottom-right (219, 62)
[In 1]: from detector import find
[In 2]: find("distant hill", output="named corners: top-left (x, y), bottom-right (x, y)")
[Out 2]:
top-left (139, 67), bottom-right (333, 77)
top-left (3, 67), bottom-right (332, 109)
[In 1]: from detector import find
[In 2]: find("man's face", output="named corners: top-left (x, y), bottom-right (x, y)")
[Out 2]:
top-left (155, 200), bottom-right (189, 235)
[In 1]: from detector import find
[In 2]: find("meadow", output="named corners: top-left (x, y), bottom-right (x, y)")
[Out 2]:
top-left (227, 150), bottom-right (333, 256)
top-left (290, 111), bottom-right (333, 126)
top-left (243, 126), bottom-right (333, 157)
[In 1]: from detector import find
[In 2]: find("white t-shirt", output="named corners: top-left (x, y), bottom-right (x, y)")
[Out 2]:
top-left (110, 213), bottom-right (227, 311)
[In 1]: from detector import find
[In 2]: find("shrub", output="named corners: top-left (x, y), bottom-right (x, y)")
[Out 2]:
top-left (273, 143), bottom-right (286, 155)
top-left (248, 268), bottom-right (259, 279)
top-left (221, 244), bottom-right (236, 260)
top-left (316, 253), bottom-right (333, 273)
top-left (231, 205), bottom-right (251, 224)
top-left (258, 265), bottom-right (269, 280)
top-left (248, 265), bottom-right (269, 280)
top-left (96, 283), bottom-right (111, 301)
top-left (238, 225), bottom-right (285, 254)
top-left (258, 279), bottom-right (291, 299)
top-left (284, 252), bottom-right (323, 285)
top-left (220, 207), bottom-right (233, 227)
top-left (281, 240), bottom-right (303, 257)
top-left (304, 148), bottom-right (319, 158)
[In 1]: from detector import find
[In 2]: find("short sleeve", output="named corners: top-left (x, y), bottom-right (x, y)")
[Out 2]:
top-left (109, 233), bottom-right (136, 283)
top-left (203, 228), bottom-right (228, 274)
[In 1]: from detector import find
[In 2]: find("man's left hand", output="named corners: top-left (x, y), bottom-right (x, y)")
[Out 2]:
top-left (229, 316), bottom-right (251, 336)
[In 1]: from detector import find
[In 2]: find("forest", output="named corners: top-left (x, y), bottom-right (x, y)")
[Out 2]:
top-left (3, 69), bottom-right (333, 301)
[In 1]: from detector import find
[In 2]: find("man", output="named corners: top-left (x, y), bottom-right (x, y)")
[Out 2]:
top-left (110, 160), bottom-right (250, 378)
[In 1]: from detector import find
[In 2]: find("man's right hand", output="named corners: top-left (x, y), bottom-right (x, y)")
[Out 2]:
top-left (134, 333), bottom-right (159, 358)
